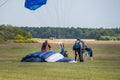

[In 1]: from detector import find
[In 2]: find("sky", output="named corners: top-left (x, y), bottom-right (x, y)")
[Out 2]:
top-left (0, 0), bottom-right (120, 28)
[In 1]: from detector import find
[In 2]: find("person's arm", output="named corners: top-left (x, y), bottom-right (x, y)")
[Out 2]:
top-left (48, 44), bottom-right (51, 48)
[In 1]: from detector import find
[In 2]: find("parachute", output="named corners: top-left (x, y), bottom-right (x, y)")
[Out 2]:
top-left (21, 51), bottom-right (76, 63)
top-left (25, 0), bottom-right (47, 10)
top-left (24, 0), bottom-right (74, 27)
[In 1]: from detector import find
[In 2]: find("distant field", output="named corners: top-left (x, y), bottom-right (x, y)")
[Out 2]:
top-left (0, 40), bottom-right (120, 80)
top-left (32, 38), bottom-right (96, 43)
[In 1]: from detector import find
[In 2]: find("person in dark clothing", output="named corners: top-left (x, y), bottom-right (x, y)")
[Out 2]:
top-left (73, 38), bottom-right (85, 62)
top-left (41, 40), bottom-right (51, 52)
top-left (84, 45), bottom-right (93, 61)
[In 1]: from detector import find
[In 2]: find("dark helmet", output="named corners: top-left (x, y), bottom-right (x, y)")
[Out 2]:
top-left (77, 38), bottom-right (80, 41)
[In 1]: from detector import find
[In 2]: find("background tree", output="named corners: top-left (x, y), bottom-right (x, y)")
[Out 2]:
top-left (0, 25), bottom-right (32, 42)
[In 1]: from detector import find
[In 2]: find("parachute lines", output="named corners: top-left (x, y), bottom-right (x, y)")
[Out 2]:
top-left (0, 0), bottom-right (8, 8)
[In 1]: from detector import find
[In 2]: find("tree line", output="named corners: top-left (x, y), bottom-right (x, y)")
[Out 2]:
top-left (0, 25), bottom-right (32, 42)
top-left (0, 25), bottom-right (120, 42)
top-left (21, 27), bottom-right (120, 40)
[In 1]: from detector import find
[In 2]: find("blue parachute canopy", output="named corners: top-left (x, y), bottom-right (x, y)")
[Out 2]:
top-left (25, 0), bottom-right (47, 10)
top-left (21, 51), bottom-right (75, 62)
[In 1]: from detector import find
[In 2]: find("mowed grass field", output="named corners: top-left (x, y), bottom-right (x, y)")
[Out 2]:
top-left (0, 39), bottom-right (120, 80)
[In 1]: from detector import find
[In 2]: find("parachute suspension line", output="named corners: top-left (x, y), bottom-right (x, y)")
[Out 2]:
top-left (0, 0), bottom-right (8, 8)
top-left (54, 0), bottom-right (61, 27)
top-left (68, 0), bottom-right (74, 27)
top-left (24, 0), bottom-right (48, 27)
top-left (32, 11), bottom-right (44, 27)
top-left (32, 0), bottom-right (58, 27)
top-left (58, 0), bottom-right (73, 27)
top-left (45, 4), bottom-right (54, 27)
top-left (64, 0), bottom-right (69, 27)
top-left (38, 4), bottom-right (54, 27)
top-left (58, 0), bottom-right (65, 27)
top-left (57, 0), bottom-right (64, 27)
top-left (33, 6), bottom-right (50, 27)
top-left (61, 0), bottom-right (67, 27)
top-left (53, 0), bottom-right (73, 27)
top-left (64, 0), bottom-right (72, 27)
top-left (59, 0), bottom-right (73, 27)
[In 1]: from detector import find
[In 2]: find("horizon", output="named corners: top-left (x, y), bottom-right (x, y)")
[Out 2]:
top-left (0, 24), bottom-right (120, 29)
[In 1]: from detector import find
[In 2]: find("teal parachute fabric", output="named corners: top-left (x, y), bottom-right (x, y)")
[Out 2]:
top-left (25, 0), bottom-right (47, 10)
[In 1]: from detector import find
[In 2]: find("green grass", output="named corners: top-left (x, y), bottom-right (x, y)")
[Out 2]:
top-left (0, 41), bottom-right (120, 80)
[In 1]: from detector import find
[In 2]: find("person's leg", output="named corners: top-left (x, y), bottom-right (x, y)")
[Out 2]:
top-left (79, 50), bottom-right (84, 62)
top-left (90, 51), bottom-right (93, 61)
top-left (77, 50), bottom-right (83, 62)
top-left (83, 52), bottom-right (87, 61)
top-left (90, 57), bottom-right (93, 61)
top-left (75, 51), bottom-right (77, 61)
top-left (78, 51), bottom-right (81, 62)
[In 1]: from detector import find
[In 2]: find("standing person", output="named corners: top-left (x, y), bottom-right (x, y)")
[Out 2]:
top-left (73, 38), bottom-right (85, 62)
top-left (41, 40), bottom-right (51, 52)
top-left (84, 45), bottom-right (93, 61)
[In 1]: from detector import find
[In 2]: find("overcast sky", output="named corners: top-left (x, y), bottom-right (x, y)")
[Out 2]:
top-left (0, 0), bottom-right (120, 28)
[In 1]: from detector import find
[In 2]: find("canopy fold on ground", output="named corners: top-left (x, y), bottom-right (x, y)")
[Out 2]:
top-left (21, 51), bottom-right (76, 63)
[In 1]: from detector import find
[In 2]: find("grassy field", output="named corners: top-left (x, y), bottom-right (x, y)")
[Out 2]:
top-left (0, 39), bottom-right (120, 80)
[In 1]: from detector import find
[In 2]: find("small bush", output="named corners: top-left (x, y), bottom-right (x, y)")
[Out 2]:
top-left (99, 36), bottom-right (119, 40)
top-left (15, 35), bottom-right (26, 40)
top-left (13, 39), bottom-right (38, 43)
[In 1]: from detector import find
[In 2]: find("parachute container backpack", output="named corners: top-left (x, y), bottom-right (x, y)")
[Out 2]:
top-left (25, 0), bottom-right (47, 10)
top-left (73, 42), bottom-right (80, 50)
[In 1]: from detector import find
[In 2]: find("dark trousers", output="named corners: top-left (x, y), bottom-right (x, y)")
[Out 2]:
top-left (75, 50), bottom-right (84, 62)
